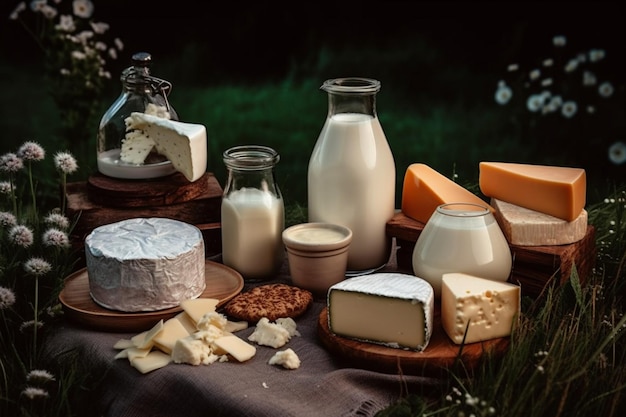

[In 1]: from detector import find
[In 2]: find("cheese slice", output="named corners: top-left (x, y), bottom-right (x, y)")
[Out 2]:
top-left (174, 312), bottom-right (200, 334)
top-left (213, 335), bottom-right (256, 362)
top-left (401, 163), bottom-right (493, 224)
top-left (153, 316), bottom-right (192, 354)
top-left (132, 319), bottom-right (164, 349)
top-left (130, 350), bottom-right (172, 374)
top-left (479, 162), bottom-right (586, 222)
top-left (180, 298), bottom-right (220, 326)
top-left (123, 112), bottom-right (207, 182)
top-left (491, 198), bottom-right (588, 246)
top-left (328, 273), bottom-right (434, 351)
top-left (441, 272), bottom-right (520, 344)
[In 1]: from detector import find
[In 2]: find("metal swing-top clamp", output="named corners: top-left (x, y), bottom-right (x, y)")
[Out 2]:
top-left (122, 51), bottom-right (175, 113)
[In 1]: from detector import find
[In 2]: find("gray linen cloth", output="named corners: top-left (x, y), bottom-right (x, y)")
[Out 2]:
top-left (42, 250), bottom-right (443, 417)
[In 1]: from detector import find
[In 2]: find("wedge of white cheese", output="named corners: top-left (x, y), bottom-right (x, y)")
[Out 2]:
top-left (491, 198), bottom-right (588, 246)
top-left (441, 272), bottom-right (520, 344)
top-left (122, 112), bottom-right (207, 182)
top-left (328, 273), bottom-right (434, 351)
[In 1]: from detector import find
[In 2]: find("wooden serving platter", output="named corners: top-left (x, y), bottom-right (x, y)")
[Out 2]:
top-left (59, 260), bottom-right (243, 333)
top-left (317, 307), bottom-right (509, 376)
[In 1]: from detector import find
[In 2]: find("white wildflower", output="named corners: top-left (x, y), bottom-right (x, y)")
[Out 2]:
top-left (561, 101), bottom-right (577, 118)
top-left (26, 369), bottom-right (56, 383)
top-left (564, 59), bottom-right (578, 73)
top-left (24, 257), bottom-right (53, 277)
top-left (44, 212), bottom-right (70, 229)
top-left (42, 228), bottom-right (70, 248)
top-left (0, 286), bottom-right (17, 310)
top-left (541, 78), bottom-right (553, 87)
top-left (0, 181), bottom-right (15, 194)
top-left (40, 4), bottom-right (57, 19)
top-left (29, 0), bottom-right (46, 12)
top-left (17, 141), bottom-right (45, 161)
top-left (9, 224), bottom-right (34, 248)
top-left (0, 153), bottom-right (24, 173)
top-left (495, 84), bottom-right (512, 105)
top-left (598, 82), bottom-right (614, 98)
top-left (9, 2), bottom-right (27, 20)
top-left (529, 69), bottom-right (541, 80)
top-left (0, 211), bottom-right (17, 228)
top-left (54, 151), bottom-right (78, 174)
top-left (608, 141), bottom-right (626, 165)
top-left (526, 94), bottom-right (544, 112)
top-left (73, 0), bottom-right (94, 19)
top-left (583, 71), bottom-right (597, 86)
top-left (507, 63), bottom-right (519, 72)
top-left (20, 320), bottom-right (44, 332)
top-left (542, 58), bottom-right (553, 67)
top-left (90, 21), bottom-right (109, 35)
top-left (21, 386), bottom-right (49, 400)
top-left (553, 35), bottom-right (566, 46)
top-left (589, 49), bottom-right (606, 62)
top-left (55, 14), bottom-right (76, 32)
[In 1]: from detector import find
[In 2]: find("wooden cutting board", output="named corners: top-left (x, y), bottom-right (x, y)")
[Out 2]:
top-left (317, 307), bottom-right (509, 377)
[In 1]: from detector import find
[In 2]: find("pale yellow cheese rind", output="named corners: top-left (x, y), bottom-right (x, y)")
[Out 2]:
top-left (491, 198), bottom-right (588, 246)
top-left (441, 272), bottom-right (520, 344)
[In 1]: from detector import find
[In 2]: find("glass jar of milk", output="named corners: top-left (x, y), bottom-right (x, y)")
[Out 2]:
top-left (221, 145), bottom-right (285, 281)
top-left (308, 77), bottom-right (396, 276)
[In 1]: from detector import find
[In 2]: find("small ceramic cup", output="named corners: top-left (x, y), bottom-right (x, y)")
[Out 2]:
top-left (282, 222), bottom-right (352, 297)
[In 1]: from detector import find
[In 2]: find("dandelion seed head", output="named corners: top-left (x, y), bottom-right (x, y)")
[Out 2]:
top-left (0, 211), bottom-right (17, 228)
top-left (17, 141), bottom-right (46, 161)
top-left (24, 257), bottom-right (53, 277)
top-left (0, 286), bottom-right (17, 310)
top-left (27, 369), bottom-right (56, 383)
top-left (54, 151), bottom-right (78, 174)
top-left (42, 228), bottom-right (70, 248)
top-left (0, 153), bottom-right (24, 173)
top-left (9, 224), bottom-right (34, 247)
top-left (21, 386), bottom-right (49, 400)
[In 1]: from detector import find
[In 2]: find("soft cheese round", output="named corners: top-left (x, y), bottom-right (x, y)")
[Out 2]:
top-left (85, 217), bottom-right (206, 312)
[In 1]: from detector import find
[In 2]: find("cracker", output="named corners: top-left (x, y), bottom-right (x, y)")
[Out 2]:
top-left (223, 284), bottom-right (313, 323)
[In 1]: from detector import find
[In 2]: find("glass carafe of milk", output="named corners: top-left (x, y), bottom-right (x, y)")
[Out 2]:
top-left (308, 78), bottom-right (396, 275)
top-left (221, 145), bottom-right (285, 281)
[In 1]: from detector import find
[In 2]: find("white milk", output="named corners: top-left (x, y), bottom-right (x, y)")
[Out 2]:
top-left (308, 113), bottom-right (396, 273)
top-left (221, 187), bottom-right (284, 280)
top-left (412, 213), bottom-right (512, 297)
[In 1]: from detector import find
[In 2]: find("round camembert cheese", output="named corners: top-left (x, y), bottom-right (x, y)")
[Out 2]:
top-left (327, 273), bottom-right (434, 351)
top-left (85, 218), bottom-right (206, 312)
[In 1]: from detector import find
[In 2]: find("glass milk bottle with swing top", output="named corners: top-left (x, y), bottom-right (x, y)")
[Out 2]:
top-left (221, 145), bottom-right (285, 281)
top-left (308, 77), bottom-right (396, 275)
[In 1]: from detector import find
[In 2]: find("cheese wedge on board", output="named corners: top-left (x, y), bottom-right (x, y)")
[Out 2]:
top-left (441, 272), bottom-right (520, 344)
top-left (479, 162), bottom-right (586, 222)
top-left (491, 198), bottom-right (588, 246)
top-left (401, 163), bottom-right (493, 224)
top-left (123, 112), bottom-right (207, 182)
top-left (328, 273), bottom-right (434, 351)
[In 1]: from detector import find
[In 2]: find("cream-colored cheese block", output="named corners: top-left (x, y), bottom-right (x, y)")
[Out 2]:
top-left (130, 350), bottom-right (172, 374)
top-left (213, 335), bottom-right (256, 362)
top-left (479, 162), bottom-right (586, 222)
top-left (248, 317), bottom-right (292, 348)
top-left (328, 273), bottom-right (434, 351)
top-left (491, 198), bottom-right (588, 246)
top-left (181, 298), bottom-right (220, 326)
top-left (132, 320), bottom-right (164, 349)
top-left (174, 312), bottom-right (199, 334)
top-left (153, 316), bottom-right (192, 354)
top-left (441, 272), bottom-right (520, 344)
top-left (268, 348), bottom-right (301, 370)
top-left (119, 130), bottom-right (156, 164)
top-left (225, 320), bottom-right (249, 333)
top-left (401, 163), bottom-right (493, 224)
top-left (123, 112), bottom-right (207, 182)
top-left (171, 335), bottom-right (219, 366)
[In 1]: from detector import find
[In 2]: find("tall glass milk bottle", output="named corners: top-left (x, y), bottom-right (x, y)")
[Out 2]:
top-left (308, 78), bottom-right (396, 275)
top-left (221, 145), bottom-right (285, 281)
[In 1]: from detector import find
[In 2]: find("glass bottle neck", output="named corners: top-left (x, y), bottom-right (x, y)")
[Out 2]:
top-left (322, 77), bottom-right (380, 118)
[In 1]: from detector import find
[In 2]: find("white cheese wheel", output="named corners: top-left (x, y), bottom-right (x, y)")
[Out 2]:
top-left (328, 273), bottom-right (434, 351)
top-left (85, 218), bottom-right (206, 312)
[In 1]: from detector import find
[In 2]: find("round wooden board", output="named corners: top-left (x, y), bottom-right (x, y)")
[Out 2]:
top-left (59, 260), bottom-right (243, 333)
top-left (317, 307), bottom-right (509, 376)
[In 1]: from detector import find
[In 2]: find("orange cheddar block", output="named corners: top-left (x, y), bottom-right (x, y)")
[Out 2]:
top-left (401, 163), bottom-right (492, 224)
top-left (479, 162), bottom-right (586, 222)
